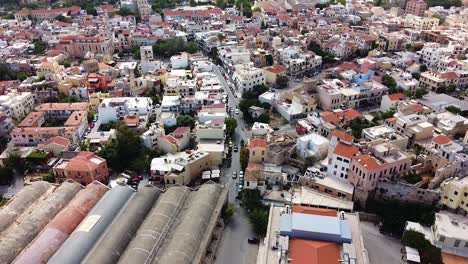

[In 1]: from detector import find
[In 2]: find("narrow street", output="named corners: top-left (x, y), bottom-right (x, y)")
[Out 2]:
top-left (213, 64), bottom-right (259, 264)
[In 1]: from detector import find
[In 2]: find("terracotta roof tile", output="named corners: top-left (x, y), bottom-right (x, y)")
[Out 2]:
top-left (432, 135), bottom-right (452, 145)
top-left (333, 142), bottom-right (359, 159)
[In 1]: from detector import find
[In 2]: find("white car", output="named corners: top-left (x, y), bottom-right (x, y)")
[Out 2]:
top-left (235, 109), bottom-right (239, 115)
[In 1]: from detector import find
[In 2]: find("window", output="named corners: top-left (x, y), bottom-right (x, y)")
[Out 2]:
top-left (439, 235), bottom-right (445, 242)
top-left (454, 240), bottom-right (460, 247)
top-left (337, 157), bottom-right (343, 161)
top-left (454, 191), bottom-right (459, 195)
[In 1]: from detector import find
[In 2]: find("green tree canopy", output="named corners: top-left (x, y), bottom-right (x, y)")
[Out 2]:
top-left (225, 118), bottom-right (238, 136)
top-left (186, 41), bottom-right (199, 54)
top-left (115, 7), bottom-right (135, 16)
top-left (176, 115), bottom-right (195, 128)
top-left (276, 75), bottom-right (289, 89)
top-left (382, 74), bottom-right (397, 91)
top-left (240, 147), bottom-right (249, 171)
top-left (32, 40), bottom-right (47, 55)
top-left (445, 105), bottom-right (461, 115)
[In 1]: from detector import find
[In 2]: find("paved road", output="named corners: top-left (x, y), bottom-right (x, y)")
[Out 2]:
top-left (0, 172), bottom-right (24, 199)
top-left (360, 221), bottom-right (404, 264)
top-left (213, 64), bottom-right (258, 264)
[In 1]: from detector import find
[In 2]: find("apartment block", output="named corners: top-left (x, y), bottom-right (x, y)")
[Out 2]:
top-left (233, 62), bottom-right (266, 93)
top-left (58, 35), bottom-right (114, 59)
top-left (442, 177), bottom-right (468, 214)
top-left (0, 92), bottom-right (35, 121)
top-left (349, 143), bottom-right (411, 192)
top-left (405, 0), bottom-right (427, 16)
top-left (98, 97), bottom-right (153, 124)
top-left (277, 46), bottom-right (322, 78)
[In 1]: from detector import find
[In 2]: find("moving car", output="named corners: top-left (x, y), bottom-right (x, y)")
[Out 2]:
top-left (235, 109), bottom-right (239, 115)
top-left (248, 237), bottom-right (259, 244)
top-left (232, 171), bottom-right (237, 179)
top-left (233, 145), bottom-right (238, 152)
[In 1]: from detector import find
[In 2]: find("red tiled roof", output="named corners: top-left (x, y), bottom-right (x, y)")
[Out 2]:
top-left (387, 93), bottom-right (406, 101)
top-left (354, 154), bottom-right (381, 171)
top-left (264, 65), bottom-right (287, 75)
top-left (321, 109), bottom-right (363, 124)
top-left (292, 206), bottom-right (337, 216)
top-left (333, 142), bottom-right (359, 159)
top-left (65, 151), bottom-right (104, 172)
top-left (161, 135), bottom-right (177, 144)
top-left (173, 126), bottom-right (190, 134)
top-left (44, 136), bottom-right (70, 147)
top-left (441, 72), bottom-right (458, 81)
top-left (289, 239), bottom-right (340, 264)
top-left (432, 135), bottom-right (452, 145)
top-left (331, 130), bottom-right (354, 142)
top-left (409, 103), bottom-right (424, 112)
top-left (249, 138), bottom-right (268, 149)
top-left (386, 117), bottom-right (398, 123)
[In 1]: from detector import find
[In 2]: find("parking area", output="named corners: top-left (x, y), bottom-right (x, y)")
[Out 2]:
top-left (360, 221), bottom-right (404, 264)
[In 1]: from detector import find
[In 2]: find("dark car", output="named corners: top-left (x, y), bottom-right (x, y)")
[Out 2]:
top-left (233, 145), bottom-right (238, 152)
top-left (248, 237), bottom-right (259, 244)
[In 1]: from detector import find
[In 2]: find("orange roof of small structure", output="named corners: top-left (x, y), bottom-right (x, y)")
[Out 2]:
top-left (65, 151), bottom-right (104, 172)
top-left (387, 93), bottom-right (406, 101)
top-left (289, 238), bottom-right (340, 264)
top-left (354, 154), bottom-right (381, 171)
top-left (321, 109), bottom-right (363, 124)
top-left (333, 142), bottom-right (359, 159)
top-left (386, 117), bottom-right (398, 123)
top-left (331, 130), bottom-right (354, 142)
top-left (249, 138), bottom-right (268, 149)
top-left (264, 64), bottom-right (287, 74)
top-left (173, 126), bottom-right (190, 134)
top-left (44, 136), bottom-right (70, 147)
top-left (161, 135), bottom-right (177, 144)
top-left (433, 134), bottom-right (452, 145)
top-left (292, 206), bottom-right (337, 216)
top-left (441, 252), bottom-right (468, 264)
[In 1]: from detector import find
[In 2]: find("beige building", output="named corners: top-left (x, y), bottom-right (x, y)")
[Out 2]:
top-left (442, 177), bottom-right (468, 214)
top-left (248, 138), bottom-right (268, 164)
top-left (58, 35), bottom-right (114, 59)
top-left (150, 151), bottom-right (211, 185)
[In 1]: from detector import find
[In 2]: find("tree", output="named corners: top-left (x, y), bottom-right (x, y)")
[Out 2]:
top-left (55, 15), bottom-right (71, 23)
top-left (32, 40), bottom-right (47, 55)
top-left (115, 7), bottom-right (135, 16)
top-left (0, 166), bottom-right (13, 185)
top-left (302, 156), bottom-right (316, 173)
top-left (265, 55), bottom-right (273, 66)
top-left (217, 33), bottom-right (225, 43)
top-left (236, 0), bottom-right (252, 17)
top-left (17, 72), bottom-right (29, 81)
top-left (411, 72), bottom-right (420, 80)
top-left (257, 113), bottom-right (270, 123)
top-left (225, 118), bottom-right (238, 136)
top-left (42, 170), bottom-right (56, 183)
top-left (240, 147), bottom-right (249, 171)
top-left (222, 202), bottom-right (236, 220)
top-left (445, 105), bottom-right (461, 115)
top-left (308, 41), bottom-right (335, 64)
top-left (419, 64), bottom-right (428, 72)
top-left (402, 230), bottom-right (443, 264)
top-left (176, 115), bottom-right (195, 128)
top-left (87, 110), bottom-right (97, 122)
top-left (186, 41), bottom-right (199, 54)
top-left (4, 151), bottom-right (25, 173)
top-left (414, 88), bottom-right (428, 99)
top-left (216, 0), bottom-right (228, 9)
top-left (131, 46), bottom-right (141, 60)
top-left (382, 74), bottom-right (397, 91)
top-left (249, 209), bottom-right (269, 236)
top-left (276, 75), bottom-right (289, 89)
top-left (59, 59), bottom-right (71, 68)
top-left (413, 144), bottom-right (424, 158)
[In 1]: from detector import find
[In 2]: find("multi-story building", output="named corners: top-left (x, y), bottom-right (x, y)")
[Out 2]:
top-left (0, 112), bottom-right (14, 137)
top-left (419, 71), bottom-right (459, 91)
top-left (418, 44), bottom-right (452, 67)
top-left (53, 151), bottom-right (109, 185)
top-left (317, 81), bottom-right (343, 111)
top-left (405, 0), bottom-right (427, 16)
top-left (150, 151), bottom-right (211, 185)
top-left (296, 133), bottom-right (329, 159)
top-left (233, 62), bottom-right (266, 93)
top-left (277, 46), bottom-right (322, 78)
top-left (14, 6), bottom-right (81, 21)
top-left (140, 125), bottom-right (165, 150)
top-left (405, 14), bottom-right (439, 30)
top-left (349, 143), bottom-right (412, 192)
top-left (98, 97), bottom-right (153, 124)
top-left (134, 0), bottom-right (152, 18)
top-left (58, 35), bottom-right (114, 59)
top-left (248, 138), bottom-right (268, 163)
top-left (442, 177), bottom-right (468, 215)
top-left (328, 141), bottom-right (359, 180)
top-left (0, 92), bottom-right (34, 121)
top-left (158, 127), bottom-right (191, 154)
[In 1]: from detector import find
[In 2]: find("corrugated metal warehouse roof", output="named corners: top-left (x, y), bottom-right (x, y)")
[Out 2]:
top-left (156, 184), bottom-right (224, 264)
top-left (118, 185), bottom-right (191, 264)
top-left (13, 181), bottom-right (109, 264)
top-left (83, 185), bottom-right (162, 264)
top-left (0, 180), bottom-right (82, 263)
top-left (48, 183), bottom-right (135, 264)
top-left (0, 181), bottom-right (51, 235)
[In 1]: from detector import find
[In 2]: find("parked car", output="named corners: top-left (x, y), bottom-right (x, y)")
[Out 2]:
top-left (239, 170), bottom-right (244, 177)
top-left (232, 171), bottom-right (237, 179)
top-left (89, 122), bottom-right (94, 129)
top-left (248, 237), bottom-right (259, 244)
top-left (233, 145), bottom-right (238, 152)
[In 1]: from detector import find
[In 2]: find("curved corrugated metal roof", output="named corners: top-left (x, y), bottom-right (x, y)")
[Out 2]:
top-left (0, 180), bottom-right (82, 264)
top-left (13, 181), bottom-right (109, 264)
top-left (155, 184), bottom-right (222, 264)
top-left (48, 183), bottom-right (134, 264)
top-left (83, 185), bottom-right (161, 264)
top-left (118, 185), bottom-right (190, 264)
top-left (0, 181), bottom-right (51, 234)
